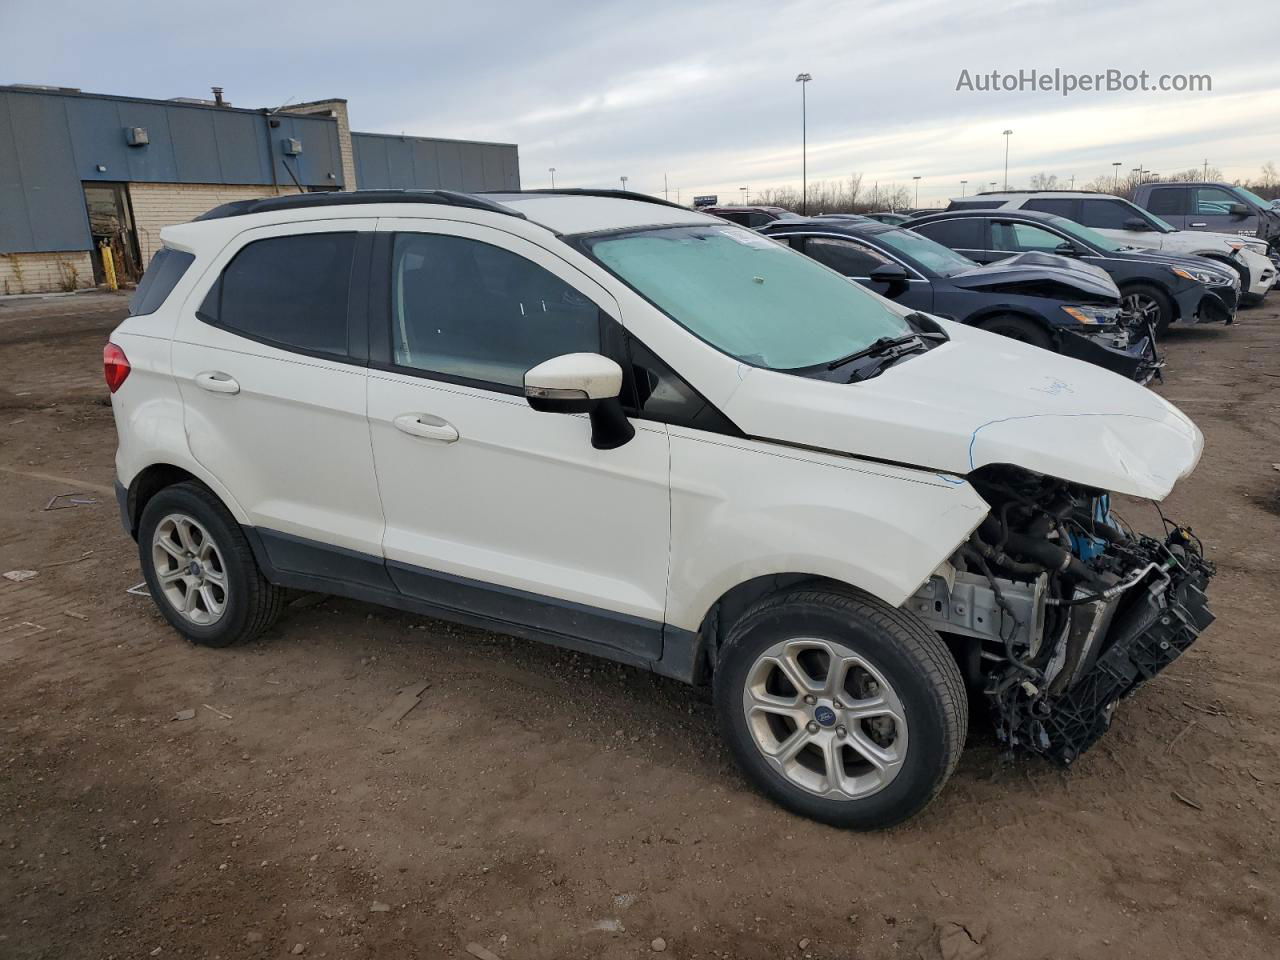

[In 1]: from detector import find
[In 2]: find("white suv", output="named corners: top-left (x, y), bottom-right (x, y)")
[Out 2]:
top-left (107, 190), bottom-right (1215, 829)
top-left (949, 191), bottom-right (1275, 303)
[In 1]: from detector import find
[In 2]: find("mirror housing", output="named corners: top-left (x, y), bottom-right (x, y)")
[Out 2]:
top-left (524, 353), bottom-right (634, 450)
top-left (1053, 241), bottom-right (1080, 257)
top-left (868, 262), bottom-right (910, 298)
top-left (1228, 202), bottom-right (1250, 218)
top-left (1122, 217), bottom-right (1149, 231)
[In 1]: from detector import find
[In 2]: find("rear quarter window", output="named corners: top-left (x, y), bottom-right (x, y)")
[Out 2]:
top-left (129, 248), bottom-right (196, 316)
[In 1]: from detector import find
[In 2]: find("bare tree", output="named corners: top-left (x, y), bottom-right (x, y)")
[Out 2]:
top-left (1027, 172), bottom-right (1059, 190)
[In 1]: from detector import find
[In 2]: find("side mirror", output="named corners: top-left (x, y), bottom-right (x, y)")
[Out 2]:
top-left (524, 353), bottom-right (635, 450)
top-left (1122, 217), bottom-right (1149, 231)
top-left (1054, 241), bottom-right (1080, 257)
top-left (868, 262), bottom-right (910, 298)
top-left (1228, 202), bottom-right (1249, 218)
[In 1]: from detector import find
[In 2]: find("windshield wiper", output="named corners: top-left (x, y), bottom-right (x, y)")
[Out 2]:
top-left (825, 334), bottom-right (925, 371)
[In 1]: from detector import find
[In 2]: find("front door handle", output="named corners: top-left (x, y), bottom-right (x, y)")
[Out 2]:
top-left (393, 413), bottom-right (459, 443)
top-left (1190, 222), bottom-right (1207, 227)
top-left (194, 371), bottom-right (240, 394)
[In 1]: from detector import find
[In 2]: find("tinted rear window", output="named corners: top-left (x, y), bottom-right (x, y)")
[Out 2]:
top-left (199, 233), bottom-right (355, 358)
top-left (1023, 198), bottom-right (1077, 218)
top-left (129, 248), bottom-right (195, 316)
top-left (911, 218), bottom-right (986, 250)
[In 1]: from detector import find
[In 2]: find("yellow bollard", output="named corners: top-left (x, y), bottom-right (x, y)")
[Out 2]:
top-left (100, 241), bottom-right (118, 291)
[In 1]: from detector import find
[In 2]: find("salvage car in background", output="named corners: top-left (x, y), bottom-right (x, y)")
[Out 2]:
top-left (904, 208), bottom-right (1240, 334)
top-left (758, 216), bottom-right (1158, 382)
top-left (108, 189), bottom-right (1213, 830)
top-left (1134, 181), bottom-right (1280, 262)
top-left (699, 205), bottom-right (801, 228)
top-left (949, 191), bottom-right (1275, 304)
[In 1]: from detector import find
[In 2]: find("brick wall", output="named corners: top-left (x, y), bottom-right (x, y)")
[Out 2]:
top-left (129, 182), bottom-right (302, 266)
top-left (0, 251), bottom-right (95, 296)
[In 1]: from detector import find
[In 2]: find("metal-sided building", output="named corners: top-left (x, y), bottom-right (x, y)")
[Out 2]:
top-left (0, 85), bottom-right (520, 295)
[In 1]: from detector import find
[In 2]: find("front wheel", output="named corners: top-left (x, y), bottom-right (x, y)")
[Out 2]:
top-left (1120, 283), bottom-right (1174, 335)
top-left (713, 587), bottom-right (967, 829)
top-left (977, 314), bottom-right (1053, 350)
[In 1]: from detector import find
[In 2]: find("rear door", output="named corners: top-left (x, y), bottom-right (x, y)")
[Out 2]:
top-left (1143, 186), bottom-right (1189, 229)
top-left (171, 219), bottom-right (388, 574)
top-left (365, 218), bottom-right (672, 658)
top-left (1079, 197), bottom-right (1162, 251)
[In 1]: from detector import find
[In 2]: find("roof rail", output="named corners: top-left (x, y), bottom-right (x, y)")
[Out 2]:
top-left (194, 189), bottom-right (527, 222)
top-left (493, 188), bottom-right (690, 211)
top-left (973, 189), bottom-right (1107, 196)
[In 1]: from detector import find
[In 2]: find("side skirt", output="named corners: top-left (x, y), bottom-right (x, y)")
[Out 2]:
top-left (241, 527), bottom-right (705, 683)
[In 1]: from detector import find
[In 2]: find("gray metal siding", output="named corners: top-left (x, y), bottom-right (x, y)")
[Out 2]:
top-left (0, 88), bottom-right (347, 254)
top-left (352, 133), bottom-right (519, 192)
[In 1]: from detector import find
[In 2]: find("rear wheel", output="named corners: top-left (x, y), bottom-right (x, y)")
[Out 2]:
top-left (713, 587), bottom-right (967, 829)
top-left (977, 314), bottom-right (1052, 350)
top-left (1120, 283), bottom-right (1174, 335)
top-left (138, 482), bottom-right (284, 647)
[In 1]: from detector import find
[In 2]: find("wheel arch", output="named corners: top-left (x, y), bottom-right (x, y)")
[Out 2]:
top-left (965, 305), bottom-right (1055, 334)
top-left (123, 461), bottom-right (248, 538)
top-left (1119, 277), bottom-right (1180, 322)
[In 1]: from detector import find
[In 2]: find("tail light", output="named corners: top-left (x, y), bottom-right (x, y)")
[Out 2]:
top-left (104, 342), bottom-right (131, 393)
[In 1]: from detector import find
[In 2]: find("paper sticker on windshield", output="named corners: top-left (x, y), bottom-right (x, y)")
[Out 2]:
top-left (718, 228), bottom-right (776, 249)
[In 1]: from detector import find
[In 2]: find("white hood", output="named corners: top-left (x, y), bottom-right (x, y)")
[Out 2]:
top-left (723, 320), bottom-right (1202, 500)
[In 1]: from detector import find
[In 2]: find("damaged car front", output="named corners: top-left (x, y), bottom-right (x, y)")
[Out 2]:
top-left (909, 465), bottom-right (1213, 763)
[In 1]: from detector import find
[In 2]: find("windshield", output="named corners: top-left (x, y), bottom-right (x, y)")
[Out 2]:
top-left (585, 224), bottom-right (910, 370)
top-left (1048, 216), bottom-right (1127, 252)
top-left (873, 227), bottom-right (977, 277)
top-left (1235, 186), bottom-right (1269, 209)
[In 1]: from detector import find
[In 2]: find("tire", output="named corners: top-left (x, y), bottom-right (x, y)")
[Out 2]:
top-left (1120, 283), bottom-right (1174, 336)
top-left (977, 314), bottom-right (1053, 350)
top-left (713, 586), bottom-right (967, 830)
top-left (138, 481), bottom-right (284, 648)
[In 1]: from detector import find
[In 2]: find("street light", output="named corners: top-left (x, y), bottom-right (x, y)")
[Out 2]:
top-left (912, 176), bottom-right (921, 208)
top-left (989, 181), bottom-right (997, 190)
top-left (795, 72), bottom-right (812, 214)
top-left (549, 167), bottom-right (556, 189)
top-left (1002, 129), bottom-right (1013, 189)
top-left (620, 176), bottom-right (628, 192)
top-left (1112, 162), bottom-right (1122, 191)
top-left (960, 179), bottom-right (968, 197)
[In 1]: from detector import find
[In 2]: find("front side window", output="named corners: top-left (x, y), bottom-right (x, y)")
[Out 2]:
top-left (803, 237), bottom-right (891, 276)
top-left (1146, 188), bottom-right (1187, 216)
top-left (1079, 199), bottom-right (1147, 230)
top-left (1194, 186), bottom-right (1242, 215)
top-left (1044, 217), bottom-right (1126, 253)
top-left (200, 233), bottom-right (355, 357)
top-left (992, 221), bottom-right (1069, 253)
top-left (872, 228), bottom-right (977, 278)
top-left (390, 233), bottom-right (600, 388)
top-left (584, 224), bottom-right (909, 371)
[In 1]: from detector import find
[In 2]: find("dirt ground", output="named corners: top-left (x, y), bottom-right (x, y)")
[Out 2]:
top-left (1, 290), bottom-right (1277, 960)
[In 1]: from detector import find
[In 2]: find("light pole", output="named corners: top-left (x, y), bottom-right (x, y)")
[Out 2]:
top-left (1002, 129), bottom-right (1013, 189)
top-left (989, 181), bottom-right (997, 191)
top-left (664, 173), bottom-right (669, 202)
top-left (1112, 162), bottom-right (1122, 191)
top-left (796, 72), bottom-right (812, 214)
top-left (740, 186), bottom-right (748, 205)
top-left (912, 176), bottom-right (921, 208)
top-left (620, 176), bottom-right (628, 192)
top-left (960, 179), bottom-right (968, 197)
top-left (549, 167), bottom-right (556, 189)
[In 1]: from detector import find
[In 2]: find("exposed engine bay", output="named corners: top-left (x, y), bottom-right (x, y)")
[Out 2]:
top-left (908, 465), bottom-right (1214, 763)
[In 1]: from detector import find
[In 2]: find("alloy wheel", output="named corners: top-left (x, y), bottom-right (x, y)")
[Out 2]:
top-left (151, 513), bottom-right (229, 626)
top-left (741, 637), bottom-right (909, 800)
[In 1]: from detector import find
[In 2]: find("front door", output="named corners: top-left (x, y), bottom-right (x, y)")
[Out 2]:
top-left (797, 235), bottom-right (934, 312)
top-left (1187, 185), bottom-right (1258, 237)
top-left (366, 219), bottom-right (671, 659)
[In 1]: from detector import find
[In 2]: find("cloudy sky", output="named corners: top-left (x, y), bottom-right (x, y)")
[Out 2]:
top-left (7, 0), bottom-right (1278, 206)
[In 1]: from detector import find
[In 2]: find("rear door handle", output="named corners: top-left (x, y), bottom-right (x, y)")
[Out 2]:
top-left (194, 371), bottom-right (240, 394)
top-left (393, 413), bottom-right (459, 443)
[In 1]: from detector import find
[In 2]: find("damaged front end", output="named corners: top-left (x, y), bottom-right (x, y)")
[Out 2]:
top-left (908, 465), bottom-right (1213, 764)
